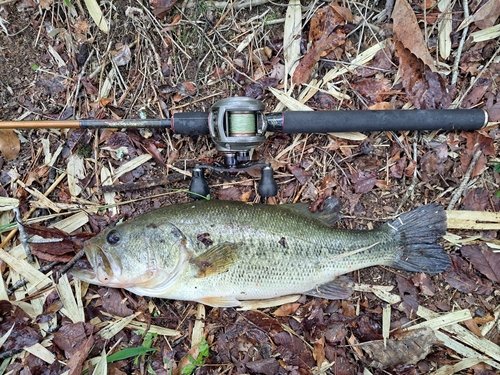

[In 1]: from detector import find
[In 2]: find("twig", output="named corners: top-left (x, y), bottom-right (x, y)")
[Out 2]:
top-left (14, 207), bottom-right (33, 263)
top-left (7, 261), bottom-right (59, 296)
top-left (451, 0), bottom-right (469, 85)
top-left (57, 250), bottom-right (87, 280)
top-left (447, 149), bottom-right (482, 210)
top-left (397, 134), bottom-right (419, 214)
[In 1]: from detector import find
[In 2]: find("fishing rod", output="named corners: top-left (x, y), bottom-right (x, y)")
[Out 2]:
top-left (1, 97), bottom-right (489, 197)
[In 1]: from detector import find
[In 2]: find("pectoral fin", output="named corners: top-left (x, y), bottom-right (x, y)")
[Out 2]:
top-left (191, 242), bottom-right (240, 278)
top-left (304, 276), bottom-right (354, 300)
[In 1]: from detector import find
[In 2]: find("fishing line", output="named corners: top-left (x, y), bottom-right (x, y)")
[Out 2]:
top-left (229, 112), bottom-right (255, 135)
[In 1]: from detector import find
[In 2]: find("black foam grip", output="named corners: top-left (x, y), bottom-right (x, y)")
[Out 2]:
top-left (278, 109), bottom-right (487, 133)
top-left (171, 112), bottom-right (210, 135)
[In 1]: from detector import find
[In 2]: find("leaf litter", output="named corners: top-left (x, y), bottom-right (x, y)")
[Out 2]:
top-left (0, 0), bottom-right (499, 374)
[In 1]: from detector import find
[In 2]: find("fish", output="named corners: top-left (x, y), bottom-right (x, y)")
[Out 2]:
top-left (71, 199), bottom-right (450, 307)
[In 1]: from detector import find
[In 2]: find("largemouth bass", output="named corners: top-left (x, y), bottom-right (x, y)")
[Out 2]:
top-left (71, 200), bottom-right (449, 307)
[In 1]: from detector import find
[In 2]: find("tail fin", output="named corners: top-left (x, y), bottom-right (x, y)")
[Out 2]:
top-left (388, 203), bottom-right (450, 274)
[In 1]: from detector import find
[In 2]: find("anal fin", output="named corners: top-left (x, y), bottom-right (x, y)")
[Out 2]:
top-left (197, 296), bottom-right (242, 308)
top-left (304, 276), bottom-right (354, 300)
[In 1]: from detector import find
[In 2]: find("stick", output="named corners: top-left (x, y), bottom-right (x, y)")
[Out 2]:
top-left (447, 149), bottom-right (482, 210)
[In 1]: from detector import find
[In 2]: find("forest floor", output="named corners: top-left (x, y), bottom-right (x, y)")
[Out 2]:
top-left (0, 0), bottom-right (500, 374)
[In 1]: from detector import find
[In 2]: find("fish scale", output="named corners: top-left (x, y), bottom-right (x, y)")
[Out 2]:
top-left (72, 199), bottom-right (450, 307)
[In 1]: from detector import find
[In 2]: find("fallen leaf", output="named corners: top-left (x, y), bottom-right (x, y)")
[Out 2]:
top-left (350, 171), bottom-right (376, 194)
top-left (470, 0), bottom-right (500, 29)
top-left (444, 255), bottom-right (493, 295)
top-left (288, 164), bottom-right (312, 185)
top-left (112, 44), bottom-right (131, 66)
top-left (395, 42), bottom-right (452, 109)
top-left (98, 288), bottom-right (134, 317)
top-left (149, 0), bottom-right (177, 18)
top-left (412, 273), bottom-right (436, 296)
top-left (272, 302), bottom-right (301, 317)
top-left (461, 244), bottom-right (500, 283)
top-left (397, 275), bottom-right (419, 319)
top-left (392, 0), bottom-right (437, 71)
top-left (460, 188), bottom-right (489, 211)
top-left (358, 328), bottom-right (439, 369)
top-left (292, 4), bottom-right (350, 84)
top-left (0, 130), bottom-right (21, 161)
top-left (350, 77), bottom-right (391, 104)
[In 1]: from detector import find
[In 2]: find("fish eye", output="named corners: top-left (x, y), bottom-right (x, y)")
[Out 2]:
top-left (106, 230), bottom-right (120, 245)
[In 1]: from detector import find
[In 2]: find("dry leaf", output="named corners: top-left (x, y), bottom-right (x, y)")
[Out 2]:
top-left (0, 129), bottom-right (21, 161)
top-left (471, 0), bottom-right (500, 30)
top-left (358, 327), bottom-right (439, 369)
top-left (83, 0), bottom-right (109, 34)
top-left (292, 4), bottom-right (350, 84)
top-left (392, 0), bottom-right (437, 71)
top-left (395, 42), bottom-right (452, 109)
top-left (350, 171), bottom-right (376, 194)
top-left (461, 245), bottom-right (500, 283)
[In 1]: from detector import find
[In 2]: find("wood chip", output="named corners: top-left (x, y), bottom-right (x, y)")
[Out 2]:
top-left (0, 246), bottom-right (53, 291)
top-left (191, 303), bottom-right (205, 348)
top-left (407, 309), bottom-right (472, 331)
top-left (24, 343), bottom-right (56, 364)
top-left (0, 197), bottom-right (19, 211)
top-left (112, 154), bottom-right (153, 182)
top-left (447, 210), bottom-right (500, 230)
top-left (67, 154), bottom-right (86, 197)
top-left (382, 303), bottom-right (391, 348)
top-left (99, 312), bottom-right (141, 340)
top-left (430, 357), bottom-right (488, 375)
top-left (283, 0), bottom-right (302, 80)
top-left (56, 274), bottom-right (85, 323)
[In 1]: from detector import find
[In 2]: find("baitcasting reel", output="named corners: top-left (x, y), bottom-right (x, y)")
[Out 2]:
top-left (189, 97), bottom-right (277, 199)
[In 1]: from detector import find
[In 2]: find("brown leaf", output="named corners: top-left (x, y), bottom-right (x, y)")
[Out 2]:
top-left (350, 78), bottom-right (391, 104)
top-left (217, 186), bottom-right (243, 201)
top-left (461, 245), bottom-right (500, 283)
top-left (272, 302), bottom-right (301, 317)
top-left (397, 275), bottom-right (419, 319)
top-left (461, 188), bottom-right (490, 211)
top-left (444, 255), bottom-right (494, 295)
top-left (358, 328), bottom-right (439, 369)
top-left (98, 288), bottom-right (134, 317)
top-left (461, 131), bottom-right (495, 156)
top-left (149, 0), bottom-right (177, 18)
top-left (411, 273), bottom-right (435, 296)
top-left (395, 42), bottom-right (452, 109)
top-left (392, 0), bottom-right (437, 71)
top-left (288, 164), bottom-right (312, 185)
top-left (350, 171), bottom-right (376, 194)
top-left (390, 154), bottom-right (407, 179)
top-left (66, 335), bottom-right (95, 375)
top-left (0, 130), bottom-right (21, 161)
top-left (292, 4), bottom-right (349, 84)
top-left (472, 0), bottom-right (500, 29)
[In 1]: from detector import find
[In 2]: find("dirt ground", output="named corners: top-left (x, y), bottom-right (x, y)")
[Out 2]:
top-left (0, 0), bottom-right (500, 374)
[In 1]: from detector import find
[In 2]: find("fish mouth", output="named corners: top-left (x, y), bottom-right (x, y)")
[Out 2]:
top-left (71, 244), bottom-right (118, 286)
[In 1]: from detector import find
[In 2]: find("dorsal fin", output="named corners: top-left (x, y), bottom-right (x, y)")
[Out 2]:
top-left (281, 196), bottom-right (342, 226)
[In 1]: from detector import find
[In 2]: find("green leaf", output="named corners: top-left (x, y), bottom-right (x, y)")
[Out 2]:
top-left (181, 364), bottom-right (197, 375)
top-left (494, 164), bottom-right (500, 173)
top-left (63, 0), bottom-right (72, 6)
top-left (31, 64), bottom-right (39, 71)
top-left (107, 347), bottom-right (156, 363)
